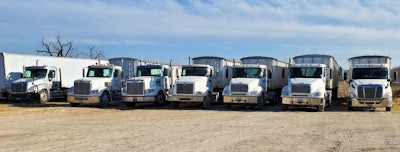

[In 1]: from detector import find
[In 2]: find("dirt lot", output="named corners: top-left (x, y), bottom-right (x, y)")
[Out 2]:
top-left (1, 82), bottom-right (400, 152)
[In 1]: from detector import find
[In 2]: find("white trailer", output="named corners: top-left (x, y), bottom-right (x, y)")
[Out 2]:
top-left (68, 64), bottom-right (123, 107)
top-left (122, 64), bottom-right (181, 107)
top-left (281, 54), bottom-right (339, 112)
top-left (5, 52), bottom-right (106, 103)
top-left (169, 56), bottom-right (239, 108)
top-left (346, 55), bottom-right (392, 111)
top-left (109, 57), bottom-right (150, 80)
top-left (390, 66), bottom-right (400, 84)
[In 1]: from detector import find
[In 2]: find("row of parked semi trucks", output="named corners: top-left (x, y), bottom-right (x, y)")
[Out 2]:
top-left (0, 52), bottom-right (393, 111)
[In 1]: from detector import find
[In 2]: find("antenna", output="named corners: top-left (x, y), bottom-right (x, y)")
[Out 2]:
top-left (36, 59), bottom-right (39, 66)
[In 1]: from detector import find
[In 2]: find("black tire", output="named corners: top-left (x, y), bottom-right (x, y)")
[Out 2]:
top-left (256, 96), bottom-right (264, 110)
top-left (99, 92), bottom-right (110, 107)
top-left (155, 92), bottom-right (166, 106)
top-left (70, 103), bottom-right (80, 107)
top-left (125, 102), bottom-right (136, 108)
top-left (224, 103), bottom-right (232, 109)
top-left (386, 107), bottom-right (391, 112)
top-left (317, 105), bottom-right (324, 112)
top-left (203, 92), bottom-right (211, 109)
top-left (39, 90), bottom-right (49, 104)
top-left (282, 105), bottom-right (289, 111)
top-left (171, 101), bottom-right (179, 108)
top-left (347, 100), bottom-right (354, 111)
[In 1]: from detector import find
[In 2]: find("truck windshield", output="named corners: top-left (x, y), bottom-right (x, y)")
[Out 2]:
top-left (232, 68), bottom-right (262, 78)
top-left (87, 68), bottom-right (113, 78)
top-left (352, 68), bottom-right (388, 79)
top-left (290, 67), bottom-right (322, 78)
top-left (182, 67), bottom-right (209, 76)
top-left (24, 69), bottom-right (47, 78)
top-left (137, 68), bottom-right (162, 76)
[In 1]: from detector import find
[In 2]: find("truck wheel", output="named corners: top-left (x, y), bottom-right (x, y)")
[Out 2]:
top-left (282, 105), bottom-right (289, 111)
top-left (99, 92), bottom-right (110, 107)
top-left (171, 101), bottom-right (179, 108)
top-left (224, 103), bottom-right (232, 109)
top-left (347, 100), bottom-right (354, 111)
top-left (256, 96), bottom-right (264, 110)
top-left (39, 90), bottom-right (49, 104)
top-left (317, 105), bottom-right (324, 112)
top-left (70, 103), bottom-right (80, 107)
top-left (203, 92), bottom-right (211, 109)
top-left (155, 92), bottom-right (166, 106)
top-left (125, 102), bottom-right (136, 108)
top-left (386, 107), bottom-right (391, 112)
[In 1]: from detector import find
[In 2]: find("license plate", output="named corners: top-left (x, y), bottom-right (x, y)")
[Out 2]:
top-left (16, 98), bottom-right (21, 100)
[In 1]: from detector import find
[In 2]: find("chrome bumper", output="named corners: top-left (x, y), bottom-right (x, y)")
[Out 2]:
top-left (282, 97), bottom-right (323, 106)
top-left (350, 98), bottom-right (391, 108)
top-left (223, 95), bottom-right (258, 104)
top-left (168, 95), bottom-right (204, 103)
top-left (67, 94), bottom-right (100, 104)
top-left (122, 96), bottom-right (156, 103)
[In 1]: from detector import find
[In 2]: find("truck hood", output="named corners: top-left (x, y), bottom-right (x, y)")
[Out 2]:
top-left (127, 76), bottom-right (160, 89)
top-left (12, 78), bottom-right (46, 85)
top-left (231, 78), bottom-right (260, 90)
top-left (175, 76), bottom-right (209, 94)
top-left (352, 79), bottom-right (389, 87)
top-left (76, 77), bottom-right (111, 91)
top-left (289, 78), bottom-right (325, 95)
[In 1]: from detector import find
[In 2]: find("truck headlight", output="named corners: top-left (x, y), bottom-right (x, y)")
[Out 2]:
top-left (27, 86), bottom-right (38, 93)
top-left (196, 91), bottom-right (203, 95)
top-left (121, 87), bottom-right (127, 94)
top-left (105, 82), bottom-right (112, 87)
top-left (314, 92), bottom-right (323, 97)
top-left (250, 91), bottom-right (259, 95)
top-left (146, 89), bottom-right (155, 94)
top-left (90, 90), bottom-right (100, 95)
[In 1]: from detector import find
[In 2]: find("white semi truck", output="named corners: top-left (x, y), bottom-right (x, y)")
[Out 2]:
top-left (169, 56), bottom-right (238, 109)
top-left (346, 55), bottom-right (392, 111)
top-left (67, 64), bottom-right (123, 107)
top-left (5, 53), bottom-right (105, 103)
top-left (223, 56), bottom-right (288, 109)
top-left (122, 64), bottom-right (180, 107)
top-left (281, 54), bottom-right (339, 112)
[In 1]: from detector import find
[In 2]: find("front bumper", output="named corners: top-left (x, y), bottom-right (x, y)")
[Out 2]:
top-left (168, 95), bottom-right (205, 103)
top-left (67, 94), bottom-right (100, 104)
top-left (350, 98), bottom-right (391, 108)
top-left (282, 96), bottom-right (323, 106)
top-left (223, 95), bottom-right (258, 104)
top-left (8, 93), bottom-right (36, 101)
top-left (122, 95), bottom-right (156, 103)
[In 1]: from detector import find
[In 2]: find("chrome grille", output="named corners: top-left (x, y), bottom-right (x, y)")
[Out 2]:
top-left (11, 83), bottom-right (27, 93)
top-left (74, 81), bottom-right (91, 95)
top-left (357, 86), bottom-right (383, 99)
top-left (292, 85), bottom-right (310, 94)
top-left (176, 84), bottom-right (193, 94)
top-left (231, 84), bottom-right (248, 92)
top-left (127, 82), bottom-right (144, 95)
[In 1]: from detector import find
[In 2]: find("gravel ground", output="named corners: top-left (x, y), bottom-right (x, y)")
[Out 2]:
top-left (0, 101), bottom-right (400, 152)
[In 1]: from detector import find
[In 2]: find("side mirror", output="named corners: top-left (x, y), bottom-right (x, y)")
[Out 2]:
top-left (388, 78), bottom-right (391, 82)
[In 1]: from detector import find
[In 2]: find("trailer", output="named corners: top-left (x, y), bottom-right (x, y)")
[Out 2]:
top-left (6, 52), bottom-right (107, 103)
top-left (109, 57), bottom-right (150, 80)
top-left (281, 54), bottom-right (339, 112)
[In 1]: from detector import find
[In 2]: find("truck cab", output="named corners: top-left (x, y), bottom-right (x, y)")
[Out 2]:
top-left (222, 64), bottom-right (267, 110)
top-left (122, 64), bottom-right (179, 107)
top-left (169, 64), bottom-right (218, 109)
top-left (8, 65), bottom-right (62, 103)
top-left (281, 64), bottom-right (330, 111)
top-left (68, 64), bottom-right (123, 107)
top-left (346, 56), bottom-right (392, 111)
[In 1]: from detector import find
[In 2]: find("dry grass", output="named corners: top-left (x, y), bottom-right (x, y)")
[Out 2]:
top-left (392, 83), bottom-right (400, 111)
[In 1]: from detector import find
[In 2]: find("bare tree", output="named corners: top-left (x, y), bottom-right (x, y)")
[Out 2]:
top-left (36, 35), bottom-right (75, 57)
top-left (76, 46), bottom-right (105, 59)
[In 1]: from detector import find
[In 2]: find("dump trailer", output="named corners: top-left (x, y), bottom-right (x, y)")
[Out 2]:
top-left (169, 56), bottom-right (239, 109)
top-left (68, 64), bottom-right (123, 107)
top-left (122, 64), bottom-right (181, 107)
top-left (281, 54), bottom-right (339, 112)
top-left (6, 53), bottom-right (106, 103)
top-left (346, 55), bottom-right (392, 111)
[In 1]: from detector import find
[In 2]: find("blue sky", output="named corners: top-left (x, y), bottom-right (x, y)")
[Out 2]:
top-left (1, 0), bottom-right (400, 69)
